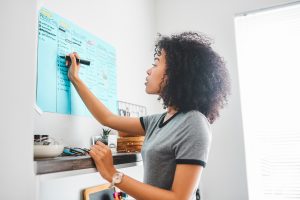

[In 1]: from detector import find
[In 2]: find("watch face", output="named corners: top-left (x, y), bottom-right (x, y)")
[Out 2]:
top-left (114, 172), bottom-right (123, 183)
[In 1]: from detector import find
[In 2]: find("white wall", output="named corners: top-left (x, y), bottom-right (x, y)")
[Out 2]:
top-left (154, 0), bottom-right (293, 200)
top-left (0, 0), bottom-right (36, 199)
top-left (34, 0), bottom-right (163, 148)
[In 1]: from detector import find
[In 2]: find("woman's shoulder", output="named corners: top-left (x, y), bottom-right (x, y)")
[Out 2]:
top-left (179, 110), bottom-right (211, 132)
top-left (181, 110), bottom-right (209, 123)
top-left (173, 111), bottom-right (212, 146)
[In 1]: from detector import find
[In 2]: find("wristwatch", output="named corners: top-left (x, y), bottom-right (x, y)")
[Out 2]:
top-left (109, 172), bottom-right (124, 188)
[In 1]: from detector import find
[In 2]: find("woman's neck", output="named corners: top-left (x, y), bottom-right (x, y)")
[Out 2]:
top-left (167, 107), bottom-right (177, 114)
top-left (163, 107), bottom-right (177, 122)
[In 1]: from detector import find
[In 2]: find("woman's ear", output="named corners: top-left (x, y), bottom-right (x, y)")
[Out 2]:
top-left (162, 74), bottom-right (168, 83)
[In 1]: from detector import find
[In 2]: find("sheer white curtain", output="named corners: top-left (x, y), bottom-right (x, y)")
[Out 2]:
top-left (235, 2), bottom-right (300, 200)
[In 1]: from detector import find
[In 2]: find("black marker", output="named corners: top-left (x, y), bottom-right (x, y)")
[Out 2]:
top-left (60, 55), bottom-right (91, 66)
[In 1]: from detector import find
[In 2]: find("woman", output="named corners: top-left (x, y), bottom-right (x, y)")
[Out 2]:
top-left (67, 32), bottom-right (230, 200)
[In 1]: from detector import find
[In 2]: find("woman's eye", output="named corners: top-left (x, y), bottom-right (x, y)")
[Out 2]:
top-left (152, 63), bottom-right (157, 67)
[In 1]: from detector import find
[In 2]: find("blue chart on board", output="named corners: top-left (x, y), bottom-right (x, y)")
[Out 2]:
top-left (37, 8), bottom-right (117, 116)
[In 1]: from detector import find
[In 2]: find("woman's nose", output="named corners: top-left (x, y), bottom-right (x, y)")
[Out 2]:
top-left (146, 68), bottom-right (151, 75)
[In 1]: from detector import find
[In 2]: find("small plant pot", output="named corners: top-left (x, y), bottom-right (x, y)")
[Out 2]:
top-left (99, 137), bottom-right (108, 145)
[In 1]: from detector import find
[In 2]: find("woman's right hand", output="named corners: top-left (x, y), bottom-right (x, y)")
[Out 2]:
top-left (67, 52), bottom-right (80, 83)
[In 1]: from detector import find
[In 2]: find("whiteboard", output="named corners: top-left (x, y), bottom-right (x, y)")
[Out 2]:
top-left (36, 7), bottom-right (117, 117)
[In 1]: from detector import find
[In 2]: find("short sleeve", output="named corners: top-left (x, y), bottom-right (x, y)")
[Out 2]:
top-left (139, 117), bottom-right (146, 130)
top-left (140, 114), bottom-right (163, 132)
top-left (172, 111), bottom-right (212, 167)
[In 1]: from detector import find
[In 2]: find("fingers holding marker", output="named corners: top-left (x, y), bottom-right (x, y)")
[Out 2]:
top-left (69, 53), bottom-right (77, 66)
top-left (74, 52), bottom-right (80, 59)
top-left (65, 52), bottom-right (90, 66)
top-left (65, 53), bottom-right (78, 66)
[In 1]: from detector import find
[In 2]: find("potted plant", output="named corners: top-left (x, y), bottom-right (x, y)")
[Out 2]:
top-left (99, 128), bottom-right (111, 145)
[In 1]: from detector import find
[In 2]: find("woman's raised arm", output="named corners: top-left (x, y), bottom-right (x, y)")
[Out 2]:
top-left (68, 53), bottom-right (145, 136)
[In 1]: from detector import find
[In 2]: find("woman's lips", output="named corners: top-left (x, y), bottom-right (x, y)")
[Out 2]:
top-left (145, 78), bottom-right (148, 85)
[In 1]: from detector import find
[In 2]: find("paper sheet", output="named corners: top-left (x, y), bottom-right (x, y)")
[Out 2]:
top-left (36, 8), bottom-right (117, 116)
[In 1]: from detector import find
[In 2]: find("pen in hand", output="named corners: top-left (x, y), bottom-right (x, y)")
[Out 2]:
top-left (60, 55), bottom-right (91, 66)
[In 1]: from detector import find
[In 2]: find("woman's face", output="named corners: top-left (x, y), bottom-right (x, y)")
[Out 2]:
top-left (145, 49), bottom-right (167, 94)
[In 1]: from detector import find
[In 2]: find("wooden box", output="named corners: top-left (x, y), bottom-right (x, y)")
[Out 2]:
top-left (117, 136), bottom-right (145, 153)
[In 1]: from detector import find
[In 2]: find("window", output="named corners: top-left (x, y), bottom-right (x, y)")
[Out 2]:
top-left (235, 2), bottom-right (300, 200)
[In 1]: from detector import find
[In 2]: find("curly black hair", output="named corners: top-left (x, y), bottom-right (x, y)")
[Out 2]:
top-left (155, 32), bottom-right (230, 124)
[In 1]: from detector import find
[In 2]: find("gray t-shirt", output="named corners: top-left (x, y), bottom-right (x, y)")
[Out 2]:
top-left (140, 110), bottom-right (212, 199)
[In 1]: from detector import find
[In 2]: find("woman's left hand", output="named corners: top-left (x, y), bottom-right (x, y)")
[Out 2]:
top-left (89, 141), bottom-right (117, 182)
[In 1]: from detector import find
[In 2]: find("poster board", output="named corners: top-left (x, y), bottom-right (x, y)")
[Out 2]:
top-left (83, 184), bottom-right (115, 200)
top-left (36, 7), bottom-right (117, 117)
